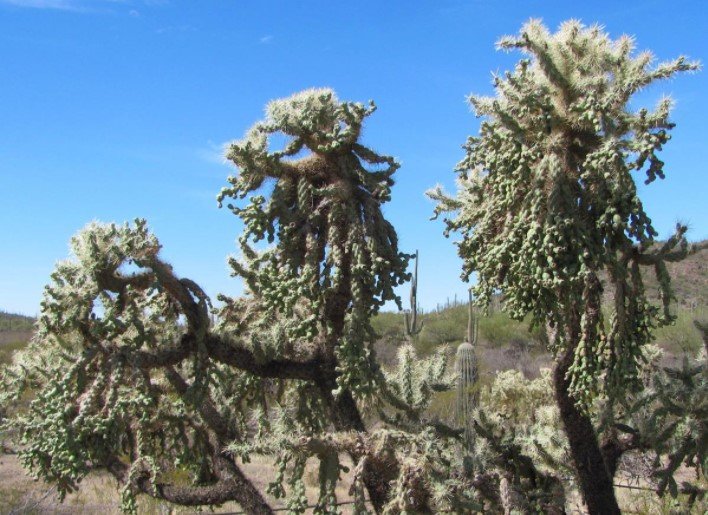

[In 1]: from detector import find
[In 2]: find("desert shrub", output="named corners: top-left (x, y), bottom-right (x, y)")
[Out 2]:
top-left (654, 310), bottom-right (704, 354)
top-left (371, 311), bottom-right (404, 340)
top-left (479, 312), bottom-right (530, 348)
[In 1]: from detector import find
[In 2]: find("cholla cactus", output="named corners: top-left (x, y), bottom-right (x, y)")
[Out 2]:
top-left (615, 347), bottom-right (708, 504)
top-left (383, 343), bottom-right (450, 422)
top-left (0, 221), bottom-right (273, 513)
top-left (472, 369), bottom-right (570, 514)
top-left (0, 89), bottom-right (412, 514)
top-left (456, 291), bottom-right (479, 448)
top-left (430, 20), bottom-right (700, 404)
top-left (218, 88), bottom-right (410, 400)
top-left (2, 90), bottom-right (490, 515)
top-left (430, 19), bottom-right (700, 513)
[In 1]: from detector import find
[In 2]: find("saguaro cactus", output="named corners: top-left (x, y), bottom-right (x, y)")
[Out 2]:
top-left (456, 290), bottom-right (479, 448)
top-left (404, 250), bottom-right (424, 341)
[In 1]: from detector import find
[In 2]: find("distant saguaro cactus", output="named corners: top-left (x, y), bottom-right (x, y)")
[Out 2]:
top-left (457, 291), bottom-right (479, 448)
top-left (404, 250), bottom-right (424, 341)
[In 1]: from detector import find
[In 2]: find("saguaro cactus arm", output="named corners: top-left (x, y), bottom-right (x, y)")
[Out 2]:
top-left (466, 289), bottom-right (479, 346)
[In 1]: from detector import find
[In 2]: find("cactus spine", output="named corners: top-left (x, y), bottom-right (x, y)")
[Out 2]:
top-left (404, 250), bottom-right (423, 341)
top-left (456, 290), bottom-right (479, 448)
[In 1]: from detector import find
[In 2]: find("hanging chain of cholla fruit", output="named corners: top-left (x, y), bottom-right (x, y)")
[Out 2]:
top-left (217, 88), bottom-right (409, 399)
top-left (429, 20), bottom-right (700, 405)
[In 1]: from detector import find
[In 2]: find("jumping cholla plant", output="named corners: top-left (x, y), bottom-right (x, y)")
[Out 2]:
top-left (429, 19), bottom-right (702, 514)
top-left (608, 340), bottom-right (707, 507)
top-left (472, 369), bottom-right (570, 514)
top-left (0, 89), bottom-right (480, 514)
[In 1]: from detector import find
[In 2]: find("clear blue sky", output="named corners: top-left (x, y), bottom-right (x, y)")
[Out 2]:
top-left (1, 1), bottom-right (706, 316)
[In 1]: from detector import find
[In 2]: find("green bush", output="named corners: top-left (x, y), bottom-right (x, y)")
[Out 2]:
top-left (653, 310), bottom-right (704, 354)
top-left (371, 311), bottom-right (404, 340)
top-left (479, 313), bottom-right (531, 348)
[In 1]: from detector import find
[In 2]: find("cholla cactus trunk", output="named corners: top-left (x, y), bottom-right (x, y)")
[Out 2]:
top-left (457, 294), bottom-right (479, 449)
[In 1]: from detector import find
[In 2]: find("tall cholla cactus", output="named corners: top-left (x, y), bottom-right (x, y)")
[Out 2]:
top-left (430, 19), bottom-right (700, 514)
top-left (404, 250), bottom-right (424, 341)
top-left (456, 290), bottom-right (479, 447)
top-left (218, 88), bottom-right (410, 399)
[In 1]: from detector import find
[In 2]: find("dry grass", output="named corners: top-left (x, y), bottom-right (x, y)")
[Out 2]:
top-left (0, 453), bottom-right (367, 514)
top-left (0, 332), bottom-right (32, 346)
top-left (2, 449), bottom-right (705, 513)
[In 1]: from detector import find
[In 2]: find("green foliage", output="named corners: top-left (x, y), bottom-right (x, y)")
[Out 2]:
top-left (371, 311), bottom-right (403, 341)
top-left (653, 310), bottom-right (705, 354)
top-left (0, 312), bottom-right (34, 367)
top-left (373, 303), bottom-right (543, 358)
top-left (479, 312), bottom-right (533, 349)
top-left (429, 18), bottom-right (699, 404)
top-left (418, 308), bottom-right (465, 351)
